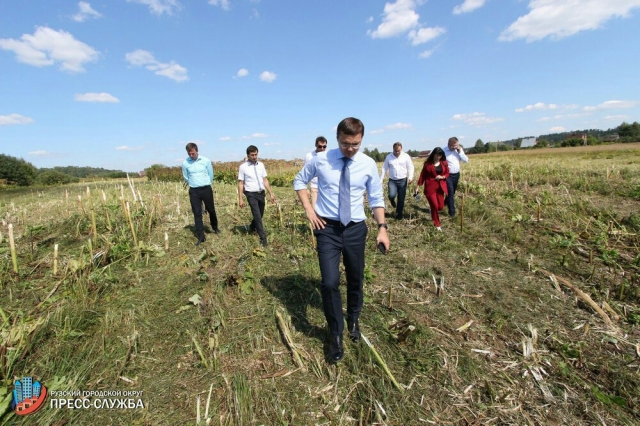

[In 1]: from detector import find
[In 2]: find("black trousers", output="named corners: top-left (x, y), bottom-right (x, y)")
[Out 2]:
top-left (445, 172), bottom-right (460, 216)
top-left (189, 185), bottom-right (218, 238)
top-left (244, 190), bottom-right (266, 242)
top-left (314, 219), bottom-right (367, 336)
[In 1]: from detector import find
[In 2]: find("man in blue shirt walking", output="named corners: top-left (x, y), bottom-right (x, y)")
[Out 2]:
top-left (294, 117), bottom-right (390, 363)
top-left (182, 143), bottom-right (220, 245)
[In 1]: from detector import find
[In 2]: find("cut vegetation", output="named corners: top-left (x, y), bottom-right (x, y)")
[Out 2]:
top-left (1, 144), bottom-right (639, 424)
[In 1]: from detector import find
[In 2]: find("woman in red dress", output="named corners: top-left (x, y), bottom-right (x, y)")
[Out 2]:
top-left (416, 147), bottom-right (449, 231)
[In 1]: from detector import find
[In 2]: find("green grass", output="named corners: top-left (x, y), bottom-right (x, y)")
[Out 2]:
top-left (1, 144), bottom-right (640, 424)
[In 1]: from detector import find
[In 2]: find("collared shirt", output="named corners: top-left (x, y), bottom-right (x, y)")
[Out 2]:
top-left (238, 160), bottom-right (268, 192)
top-left (293, 148), bottom-right (384, 222)
top-left (380, 151), bottom-right (415, 181)
top-left (182, 155), bottom-right (213, 188)
top-left (304, 151), bottom-right (319, 188)
top-left (443, 146), bottom-right (469, 174)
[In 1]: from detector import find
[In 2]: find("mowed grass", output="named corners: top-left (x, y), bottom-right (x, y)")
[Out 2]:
top-left (1, 143), bottom-right (639, 425)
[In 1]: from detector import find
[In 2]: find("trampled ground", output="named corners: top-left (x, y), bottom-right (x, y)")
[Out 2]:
top-left (1, 144), bottom-right (639, 425)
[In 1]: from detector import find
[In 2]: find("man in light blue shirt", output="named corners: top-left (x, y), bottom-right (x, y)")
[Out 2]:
top-left (294, 117), bottom-right (390, 363)
top-left (182, 143), bottom-right (220, 245)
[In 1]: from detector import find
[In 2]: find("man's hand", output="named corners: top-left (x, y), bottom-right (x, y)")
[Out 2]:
top-left (239, 199), bottom-right (245, 208)
top-left (376, 227), bottom-right (390, 253)
top-left (305, 208), bottom-right (326, 230)
top-left (269, 194), bottom-right (276, 204)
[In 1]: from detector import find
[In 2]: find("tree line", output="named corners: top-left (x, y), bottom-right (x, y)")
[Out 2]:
top-left (0, 155), bottom-right (128, 186)
top-left (465, 121), bottom-right (640, 154)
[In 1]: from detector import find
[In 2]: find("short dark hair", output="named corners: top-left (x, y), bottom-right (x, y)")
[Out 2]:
top-left (393, 142), bottom-right (402, 149)
top-left (315, 136), bottom-right (327, 145)
top-left (246, 145), bottom-right (258, 155)
top-left (448, 137), bottom-right (459, 145)
top-left (426, 147), bottom-right (445, 165)
top-left (336, 117), bottom-right (364, 138)
top-left (186, 142), bottom-right (198, 152)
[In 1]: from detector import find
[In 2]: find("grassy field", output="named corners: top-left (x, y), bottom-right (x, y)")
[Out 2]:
top-left (1, 144), bottom-right (639, 425)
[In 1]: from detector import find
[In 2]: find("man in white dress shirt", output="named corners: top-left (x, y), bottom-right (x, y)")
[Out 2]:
top-left (380, 142), bottom-right (415, 220)
top-left (238, 145), bottom-right (276, 246)
top-left (303, 136), bottom-right (328, 207)
top-left (442, 137), bottom-right (469, 217)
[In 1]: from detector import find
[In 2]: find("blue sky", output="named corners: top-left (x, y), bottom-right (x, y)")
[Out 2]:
top-left (1, 0), bottom-right (639, 172)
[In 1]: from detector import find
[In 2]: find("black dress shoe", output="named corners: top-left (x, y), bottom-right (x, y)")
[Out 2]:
top-left (213, 228), bottom-right (221, 234)
top-left (328, 335), bottom-right (344, 362)
top-left (195, 236), bottom-right (206, 246)
top-left (347, 319), bottom-right (361, 343)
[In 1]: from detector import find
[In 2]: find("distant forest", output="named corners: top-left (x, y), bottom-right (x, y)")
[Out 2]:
top-left (2, 122), bottom-right (639, 186)
top-left (465, 121), bottom-right (639, 154)
top-left (0, 156), bottom-right (129, 186)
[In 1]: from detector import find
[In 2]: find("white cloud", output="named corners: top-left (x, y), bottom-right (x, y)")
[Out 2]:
top-left (75, 92), bottom-right (120, 103)
top-left (208, 0), bottom-right (230, 11)
top-left (72, 2), bottom-right (103, 22)
top-left (127, 0), bottom-right (181, 15)
top-left (386, 122), bottom-right (413, 130)
top-left (264, 142), bottom-right (281, 146)
top-left (370, 122), bottom-right (413, 134)
top-left (452, 112), bottom-right (505, 126)
top-left (366, 16), bottom-right (374, 23)
top-left (219, 136), bottom-right (232, 141)
top-left (29, 150), bottom-right (50, 156)
top-left (125, 49), bottom-right (188, 82)
top-left (515, 102), bottom-right (559, 112)
top-left (549, 126), bottom-right (565, 132)
top-left (0, 114), bottom-right (34, 125)
top-left (0, 26), bottom-right (98, 73)
top-left (236, 68), bottom-right (249, 78)
top-left (408, 26), bottom-right (446, 45)
top-left (583, 100), bottom-right (638, 111)
top-left (369, 0), bottom-right (420, 39)
top-left (418, 49), bottom-right (435, 58)
top-left (537, 113), bottom-right (586, 122)
top-left (516, 102), bottom-right (581, 112)
top-left (116, 145), bottom-right (144, 151)
top-left (603, 115), bottom-right (629, 121)
top-left (453, 0), bottom-right (486, 15)
top-left (251, 8), bottom-right (259, 19)
top-left (241, 133), bottom-right (268, 140)
top-left (259, 71), bottom-right (277, 82)
top-left (500, 0), bottom-right (640, 42)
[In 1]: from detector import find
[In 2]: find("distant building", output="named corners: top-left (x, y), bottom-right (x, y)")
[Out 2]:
top-left (520, 137), bottom-right (536, 148)
top-left (603, 134), bottom-right (619, 142)
top-left (417, 150), bottom-right (431, 158)
top-left (566, 133), bottom-right (587, 145)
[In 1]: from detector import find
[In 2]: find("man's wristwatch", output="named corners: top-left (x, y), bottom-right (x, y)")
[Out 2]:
top-left (377, 223), bottom-right (388, 230)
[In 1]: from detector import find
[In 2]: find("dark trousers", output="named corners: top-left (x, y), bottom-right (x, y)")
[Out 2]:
top-left (445, 172), bottom-right (460, 216)
top-left (244, 190), bottom-right (266, 241)
top-left (388, 178), bottom-right (408, 219)
top-left (189, 185), bottom-right (218, 238)
top-left (314, 220), bottom-right (367, 336)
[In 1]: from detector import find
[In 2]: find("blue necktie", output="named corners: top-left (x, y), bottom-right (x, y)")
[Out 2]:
top-left (339, 157), bottom-right (351, 226)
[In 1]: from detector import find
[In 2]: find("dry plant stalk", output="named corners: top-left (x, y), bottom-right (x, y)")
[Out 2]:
top-left (164, 232), bottom-right (169, 251)
top-left (537, 267), bottom-right (618, 331)
top-left (360, 333), bottom-right (404, 392)
top-left (53, 243), bottom-right (58, 275)
top-left (125, 201), bottom-right (139, 248)
top-left (8, 223), bottom-right (18, 273)
top-left (275, 311), bottom-right (306, 372)
top-left (459, 193), bottom-right (465, 233)
top-left (87, 187), bottom-right (97, 245)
